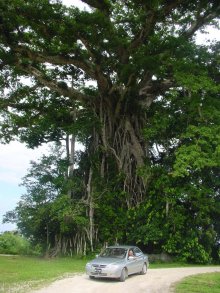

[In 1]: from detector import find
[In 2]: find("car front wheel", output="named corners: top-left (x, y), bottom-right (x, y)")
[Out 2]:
top-left (140, 263), bottom-right (147, 275)
top-left (119, 268), bottom-right (127, 282)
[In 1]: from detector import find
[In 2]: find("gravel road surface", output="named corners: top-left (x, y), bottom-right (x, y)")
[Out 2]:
top-left (31, 266), bottom-right (220, 293)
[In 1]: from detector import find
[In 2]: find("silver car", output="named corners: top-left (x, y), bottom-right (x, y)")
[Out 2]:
top-left (85, 245), bottom-right (149, 282)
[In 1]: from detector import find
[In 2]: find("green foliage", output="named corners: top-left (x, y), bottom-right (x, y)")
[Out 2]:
top-left (95, 190), bottom-right (128, 244)
top-left (181, 239), bottom-right (211, 264)
top-left (50, 195), bottom-right (89, 234)
top-left (0, 232), bottom-right (31, 255)
top-left (164, 235), bottom-right (212, 264)
top-left (173, 125), bottom-right (220, 177)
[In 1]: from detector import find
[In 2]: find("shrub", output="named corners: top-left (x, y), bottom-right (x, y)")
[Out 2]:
top-left (0, 232), bottom-right (31, 255)
top-left (164, 235), bottom-right (212, 264)
top-left (180, 238), bottom-right (211, 264)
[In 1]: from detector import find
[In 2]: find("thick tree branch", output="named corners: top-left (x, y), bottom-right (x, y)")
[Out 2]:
top-left (17, 63), bottom-right (92, 103)
top-left (182, 5), bottom-right (220, 38)
top-left (138, 78), bottom-right (174, 108)
top-left (80, 0), bottom-right (111, 15)
top-left (125, 119), bottom-right (144, 168)
top-left (13, 45), bottom-right (96, 80)
top-left (80, 37), bottom-right (111, 92)
top-left (162, 0), bottom-right (185, 16)
top-left (129, 10), bottom-right (157, 52)
top-left (128, 0), bottom-right (186, 54)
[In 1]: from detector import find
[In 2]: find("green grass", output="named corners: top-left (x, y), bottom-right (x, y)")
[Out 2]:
top-left (0, 255), bottom-right (88, 293)
top-left (174, 272), bottom-right (220, 293)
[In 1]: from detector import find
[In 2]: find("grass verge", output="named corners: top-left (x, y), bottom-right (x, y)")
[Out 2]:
top-left (0, 255), bottom-right (88, 293)
top-left (173, 272), bottom-right (220, 293)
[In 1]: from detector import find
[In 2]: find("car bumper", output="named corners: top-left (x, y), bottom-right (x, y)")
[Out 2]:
top-left (86, 267), bottom-right (121, 278)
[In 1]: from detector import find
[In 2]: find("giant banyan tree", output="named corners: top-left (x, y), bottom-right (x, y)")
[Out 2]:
top-left (1, 0), bottom-right (220, 256)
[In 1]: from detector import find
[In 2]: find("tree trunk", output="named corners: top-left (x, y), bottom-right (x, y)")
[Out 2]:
top-left (87, 167), bottom-right (94, 252)
top-left (68, 134), bottom-right (75, 178)
top-left (96, 94), bottom-right (148, 207)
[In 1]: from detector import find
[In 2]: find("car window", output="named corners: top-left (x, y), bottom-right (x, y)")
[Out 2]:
top-left (100, 248), bottom-right (126, 258)
top-left (134, 247), bottom-right (143, 256)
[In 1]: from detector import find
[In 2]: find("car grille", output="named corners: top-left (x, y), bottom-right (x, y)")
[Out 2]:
top-left (92, 264), bottom-right (107, 268)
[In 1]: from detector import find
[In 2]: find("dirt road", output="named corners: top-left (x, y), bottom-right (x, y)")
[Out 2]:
top-left (32, 267), bottom-right (220, 293)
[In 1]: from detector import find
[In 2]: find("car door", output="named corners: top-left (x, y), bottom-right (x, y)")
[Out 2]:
top-left (133, 247), bottom-right (145, 273)
top-left (126, 249), bottom-right (137, 275)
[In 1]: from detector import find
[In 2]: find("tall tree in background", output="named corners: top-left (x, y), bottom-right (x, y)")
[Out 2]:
top-left (1, 0), bottom-right (220, 259)
top-left (3, 145), bottom-right (91, 255)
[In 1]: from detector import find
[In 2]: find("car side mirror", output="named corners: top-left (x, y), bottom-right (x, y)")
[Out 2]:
top-left (96, 254), bottom-right (99, 258)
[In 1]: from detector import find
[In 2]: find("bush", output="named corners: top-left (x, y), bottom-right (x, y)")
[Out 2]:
top-left (164, 235), bottom-right (212, 264)
top-left (180, 238), bottom-right (211, 264)
top-left (0, 232), bottom-right (31, 255)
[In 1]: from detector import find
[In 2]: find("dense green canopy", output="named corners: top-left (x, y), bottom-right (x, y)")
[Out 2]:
top-left (1, 0), bottom-right (220, 262)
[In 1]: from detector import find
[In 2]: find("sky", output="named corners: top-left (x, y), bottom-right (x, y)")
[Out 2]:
top-left (0, 1), bottom-right (219, 233)
top-left (0, 142), bottom-right (50, 232)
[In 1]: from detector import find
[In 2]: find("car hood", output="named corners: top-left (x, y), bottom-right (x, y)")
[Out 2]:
top-left (90, 257), bottom-right (125, 265)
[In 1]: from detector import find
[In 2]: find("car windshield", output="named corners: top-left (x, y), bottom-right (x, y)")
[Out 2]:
top-left (99, 248), bottom-right (127, 259)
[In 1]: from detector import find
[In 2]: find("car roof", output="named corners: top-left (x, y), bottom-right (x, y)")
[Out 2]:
top-left (106, 245), bottom-right (137, 249)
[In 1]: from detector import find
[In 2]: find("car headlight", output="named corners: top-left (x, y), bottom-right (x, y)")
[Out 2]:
top-left (86, 263), bottom-right (92, 268)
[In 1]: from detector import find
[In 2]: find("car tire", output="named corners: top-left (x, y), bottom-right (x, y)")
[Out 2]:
top-left (89, 275), bottom-right (95, 279)
top-left (140, 263), bottom-right (147, 275)
top-left (119, 268), bottom-right (127, 282)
